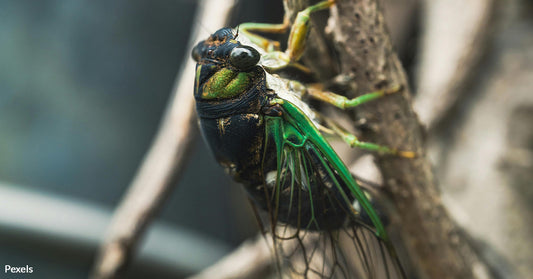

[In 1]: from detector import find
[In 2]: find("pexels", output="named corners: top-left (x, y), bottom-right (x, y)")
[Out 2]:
top-left (4, 265), bottom-right (34, 274)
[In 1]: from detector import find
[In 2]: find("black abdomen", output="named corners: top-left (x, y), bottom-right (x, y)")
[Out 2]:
top-left (199, 113), bottom-right (266, 186)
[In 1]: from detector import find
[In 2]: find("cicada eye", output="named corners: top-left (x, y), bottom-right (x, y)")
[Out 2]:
top-left (191, 43), bottom-right (203, 62)
top-left (229, 46), bottom-right (260, 70)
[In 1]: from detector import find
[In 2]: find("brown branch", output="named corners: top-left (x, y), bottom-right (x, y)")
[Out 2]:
top-left (328, 0), bottom-right (493, 278)
top-left (90, 1), bottom-right (237, 278)
top-left (187, 235), bottom-right (273, 279)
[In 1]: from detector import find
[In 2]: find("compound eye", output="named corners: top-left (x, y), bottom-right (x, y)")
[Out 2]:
top-left (191, 43), bottom-right (202, 62)
top-left (229, 46), bottom-right (260, 70)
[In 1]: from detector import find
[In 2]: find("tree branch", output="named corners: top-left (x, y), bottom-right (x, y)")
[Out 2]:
top-left (187, 235), bottom-right (273, 279)
top-left (328, 0), bottom-right (493, 278)
top-left (90, 1), bottom-right (237, 278)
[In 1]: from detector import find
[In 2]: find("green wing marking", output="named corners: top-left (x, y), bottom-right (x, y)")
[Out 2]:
top-left (265, 99), bottom-right (388, 240)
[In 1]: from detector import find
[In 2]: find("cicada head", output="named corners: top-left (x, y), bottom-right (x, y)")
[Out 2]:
top-left (192, 28), bottom-right (264, 101)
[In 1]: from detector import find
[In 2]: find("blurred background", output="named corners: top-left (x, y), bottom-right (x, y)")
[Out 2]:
top-left (0, 0), bottom-right (531, 278)
top-left (0, 1), bottom-right (283, 278)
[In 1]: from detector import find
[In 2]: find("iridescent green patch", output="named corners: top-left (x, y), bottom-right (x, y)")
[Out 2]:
top-left (201, 68), bottom-right (251, 99)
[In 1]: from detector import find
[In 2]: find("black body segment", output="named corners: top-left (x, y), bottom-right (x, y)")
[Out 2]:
top-left (199, 114), bottom-right (265, 185)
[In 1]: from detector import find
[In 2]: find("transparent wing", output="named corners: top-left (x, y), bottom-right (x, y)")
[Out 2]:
top-left (255, 101), bottom-right (406, 279)
top-left (271, 224), bottom-right (405, 279)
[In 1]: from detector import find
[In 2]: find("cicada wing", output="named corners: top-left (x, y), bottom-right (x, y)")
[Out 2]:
top-left (265, 140), bottom-right (405, 279)
top-left (256, 102), bottom-right (406, 279)
top-left (268, 225), bottom-right (406, 279)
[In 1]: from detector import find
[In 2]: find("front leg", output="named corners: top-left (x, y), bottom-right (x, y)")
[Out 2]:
top-left (285, 0), bottom-right (336, 62)
top-left (238, 21), bottom-right (289, 52)
top-left (239, 0), bottom-right (336, 72)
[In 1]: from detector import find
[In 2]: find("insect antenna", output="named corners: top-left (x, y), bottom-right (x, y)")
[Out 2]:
top-left (235, 24), bottom-right (240, 39)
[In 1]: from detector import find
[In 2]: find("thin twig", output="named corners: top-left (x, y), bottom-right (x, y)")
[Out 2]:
top-left (187, 235), bottom-right (274, 279)
top-left (328, 0), bottom-right (493, 278)
top-left (90, 1), bottom-right (236, 278)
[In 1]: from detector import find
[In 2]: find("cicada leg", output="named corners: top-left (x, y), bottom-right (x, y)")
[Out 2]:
top-left (238, 21), bottom-right (289, 53)
top-left (307, 84), bottom-right (404, 109)
top-left (285, 0), bottom-right (335, 62)
top-left (239, 0), bottom-right (335, 72)
top-left (323, 117), bottom-right (416, 158)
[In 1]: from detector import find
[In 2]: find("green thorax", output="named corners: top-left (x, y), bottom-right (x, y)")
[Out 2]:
top-left (200, 67), bottom-right (252, 100)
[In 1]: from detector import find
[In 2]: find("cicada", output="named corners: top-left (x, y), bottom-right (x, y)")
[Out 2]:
top-left (191, 1), bottom-right (411, 278)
